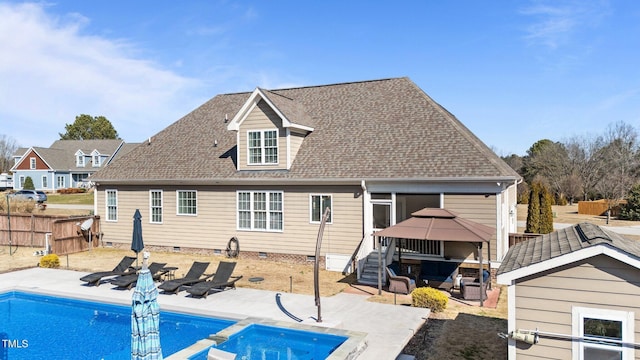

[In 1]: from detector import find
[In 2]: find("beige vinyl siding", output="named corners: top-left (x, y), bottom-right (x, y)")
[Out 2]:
top-left (513, 255), bottom-right (640, 359)
top-left (97, 185), bottom-right (363, 258)
top-left (238, 100), bottom-right (286, 171)
top-left (443, 194), bottom-right (497, 261)
top-left (289, 131), bottom-right (306, 166)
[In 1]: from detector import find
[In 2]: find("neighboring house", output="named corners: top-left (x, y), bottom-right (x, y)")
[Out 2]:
top-left (497, 223), bottom-right (640, 359)
top-left (91, 77), bottom-right (521, 276)
top-left (10, 140), bottom-right (139, 191)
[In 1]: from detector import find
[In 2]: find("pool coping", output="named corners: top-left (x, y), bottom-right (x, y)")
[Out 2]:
top-left (0, 268), bottom-right (429, 360)
top-left (167, 317), bottom-right (368, 360)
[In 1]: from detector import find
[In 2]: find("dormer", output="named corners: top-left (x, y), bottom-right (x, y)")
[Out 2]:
top-left (91, 149), bottom-right (102, 167)
top-left (75, 150), bottom-right (86, 167)
top-left (227, 88), bottom-right (314, 171)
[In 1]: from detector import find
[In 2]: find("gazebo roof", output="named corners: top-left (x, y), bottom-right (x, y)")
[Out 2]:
top-left (374, 208), bottom-right (494, 242)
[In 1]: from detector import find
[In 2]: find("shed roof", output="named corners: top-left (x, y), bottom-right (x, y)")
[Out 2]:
top-left (497, 223), bottom-right (640, 283)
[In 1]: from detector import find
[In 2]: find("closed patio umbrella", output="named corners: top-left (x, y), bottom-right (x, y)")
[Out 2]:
top-left (132, 253), bottom-right (163, 360)
top-left (131, 209), bottom-right (144, 268)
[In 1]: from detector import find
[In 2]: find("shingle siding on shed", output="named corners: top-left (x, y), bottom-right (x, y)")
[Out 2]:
top-left (513, 255), bottom-right (640, 359)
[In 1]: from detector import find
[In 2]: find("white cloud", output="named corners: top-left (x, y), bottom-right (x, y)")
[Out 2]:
top-left (520, 1), bottom-right (611, 49)
top-left (0, 2), bottom-right (203, 146)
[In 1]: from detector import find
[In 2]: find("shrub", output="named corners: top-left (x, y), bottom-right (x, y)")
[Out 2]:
top-left (411, 287), bottom-right (448, 312)
top-left (23, 176), bottom-right (35, 190)
top-left (39, 254), bottom-right (60, 268)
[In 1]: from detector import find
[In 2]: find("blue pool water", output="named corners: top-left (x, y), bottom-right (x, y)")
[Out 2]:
top-left (190, 324), bottom-right (348, 360)
top-left (0, 291), bottom-right (235, 359)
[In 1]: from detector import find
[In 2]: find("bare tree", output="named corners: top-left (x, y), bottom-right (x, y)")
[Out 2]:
top-left (0, 134), bottom-right (19, 173)
top-left (594, 121), bottom-right (640, 221)
top-left (521, 139), bottom-right (570, 201)
top-left (564, 134), bottom-right (608, 201)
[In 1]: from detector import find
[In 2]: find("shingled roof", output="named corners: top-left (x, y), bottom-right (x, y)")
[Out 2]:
top-left (497, 223), bottom-right (640, 278)
top-left (15, 140), bottom-right (137, 171)
top-left (92, 77), bottom-right (520, 184)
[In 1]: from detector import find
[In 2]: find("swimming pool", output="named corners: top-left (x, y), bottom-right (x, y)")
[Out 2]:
top-left (0, 291), bottom-right (235, 359)
top-left (189, 323), bottom-right (348, 360)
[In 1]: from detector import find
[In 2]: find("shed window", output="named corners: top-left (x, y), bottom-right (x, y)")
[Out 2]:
top-left (573, 307), bottom-right (634, 360)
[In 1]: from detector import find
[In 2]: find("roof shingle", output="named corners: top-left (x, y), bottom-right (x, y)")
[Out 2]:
top-left (92, 77), bottom-right (520, 183)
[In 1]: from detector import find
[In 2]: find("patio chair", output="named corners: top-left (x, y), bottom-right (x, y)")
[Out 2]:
top-left (185, 261), bottom-right (243, 298)
top-left (158, 261), bottom-right (212, 294)
top-left (109, 262), bottom-right (168, 290)
top-left (460, 270), bottom-right (490, 300)
top-left (386, 265), bottom-right (416, 295)
top-left (79, 256), bottom-right (137, 286)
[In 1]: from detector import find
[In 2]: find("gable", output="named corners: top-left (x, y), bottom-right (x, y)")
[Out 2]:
top-left (12, 149), bottom-right (51, 171)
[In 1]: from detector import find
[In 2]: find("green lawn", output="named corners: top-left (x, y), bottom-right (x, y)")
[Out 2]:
top-left (46, 192), bottom-right (94, 205)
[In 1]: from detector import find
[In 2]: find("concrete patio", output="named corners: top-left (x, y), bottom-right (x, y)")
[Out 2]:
top-left (0, 268), bottom-right (429, 359)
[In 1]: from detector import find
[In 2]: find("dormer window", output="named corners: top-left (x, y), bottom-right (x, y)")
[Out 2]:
top-left (248, 130), bottom-right (278, 165)
top-left (76, 153), bottom-right (85, 167)
top-left (93, 154), bottom-right (101, 167)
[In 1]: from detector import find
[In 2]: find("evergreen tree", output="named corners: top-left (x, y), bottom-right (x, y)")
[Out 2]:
top-left (540, 183), bottom-right (555, 233)
top-left (619, 184), bottom-right (640, 221)
top-left (526, 181), bottom-right (541, 233)
top-left (23, 176), bottom-right (35, 190)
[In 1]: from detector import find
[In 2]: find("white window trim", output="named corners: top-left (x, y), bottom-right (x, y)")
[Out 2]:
top-left (76, 153), bottom-right (85, 167)
top-left (236, 190), bottom-right (284, 232)
top-left (56, 175), bottom-right (65, 189)
top-left (149, 190), bottom-right (163, 224)
top-left (247, 129), bottom-right (279, 165)
top-left (310, 194), bottom-right (333, 224)
top-left (105, 189), bottom-right (118, 222)
top-left (176, 190), bottom-right (198, 216)
top-left (41, 175), bottom-right (48, 189)
top-left (572, 306), bottom-right (635, 360)
top-left (29, 157), bottom-right (36, 169)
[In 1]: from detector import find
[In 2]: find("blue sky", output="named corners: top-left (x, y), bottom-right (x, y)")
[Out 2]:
top-left (1, 1), bottom-right (638, 156)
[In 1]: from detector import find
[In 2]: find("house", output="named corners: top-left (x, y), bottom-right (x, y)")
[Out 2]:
top-left (90, 77), bottom-right (521, 278)
top-left (10, 140), bottom-right (139, 191)
top-left (497, 223), bottom-right (640, 359)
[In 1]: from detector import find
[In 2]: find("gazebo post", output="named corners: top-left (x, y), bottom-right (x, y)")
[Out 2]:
top-left (478, 242), bottom-right (484, 307)
top-left (377, 235), bottom-right (382, 295)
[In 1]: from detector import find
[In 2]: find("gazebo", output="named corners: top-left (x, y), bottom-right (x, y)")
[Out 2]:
top-left (374, 208), bottom-right (494, 306)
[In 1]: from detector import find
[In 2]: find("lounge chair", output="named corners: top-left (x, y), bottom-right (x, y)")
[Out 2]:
top-left (79, 256), bottom-right (137, 286)
top-left (186, 261), bottom-right (243, 298)
top-left (158, 261), bottom-right (211, 294)
top-left (109, 262), bottom-right (168, 290)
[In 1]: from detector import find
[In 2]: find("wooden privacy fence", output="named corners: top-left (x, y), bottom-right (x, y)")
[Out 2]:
top-left (578, 199), bottom-right (626, 216)
top-left (0, 213), bottom-right (100, 255)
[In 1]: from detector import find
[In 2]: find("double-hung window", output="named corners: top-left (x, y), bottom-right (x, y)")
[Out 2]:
top-left (42, 176), bottom-right (48, 189)
top-left (92, 153), bottom-right (102, 167)
top-left (30, 157), bottom-right (36, 169)
top-left (76, 154), bottom-right (85, 167)
top-left (177, 190), bottom-right (197, 216)
top-left (572, 307), bottom-right (634, 359)
top-left (237, 191), bottom-right (283, 231)
top-left (247, 130), bottom-right (278, 165)
top-left (150, 190), bottom-right (163, 223)
top-left (310, 194), bottom-right (332, 223)
top-left (106, 190), bottom-right (118, 221)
